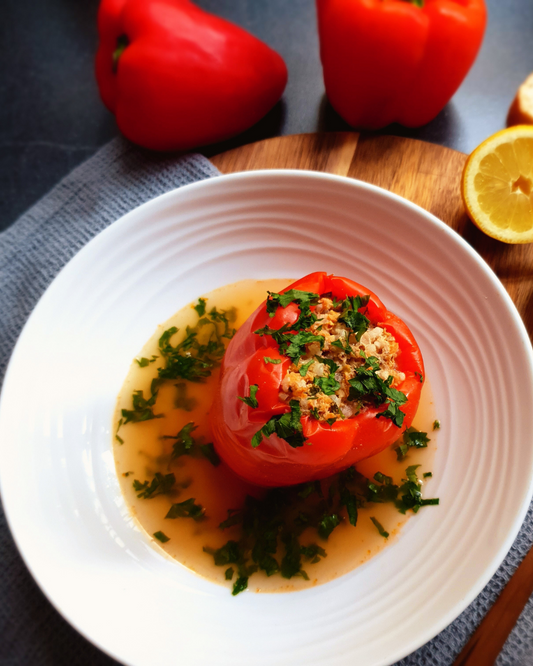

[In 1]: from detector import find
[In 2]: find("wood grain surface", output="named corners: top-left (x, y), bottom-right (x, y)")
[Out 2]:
top-left (211, 132), bottom-right (533, 666)
top-left (211, 132), bottom-right (533, 337)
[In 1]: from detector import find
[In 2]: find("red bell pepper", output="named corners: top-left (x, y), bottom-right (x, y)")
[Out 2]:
top-left (95, 0), bottom-right (288, 151)
top-left (210, 273), bottom-right (424, 487)
top-left (316, 0), bottom-right (487, 129)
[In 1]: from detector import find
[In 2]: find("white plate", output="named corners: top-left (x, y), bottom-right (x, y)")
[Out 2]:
top-left (1, 170), bottom-right (533, 666)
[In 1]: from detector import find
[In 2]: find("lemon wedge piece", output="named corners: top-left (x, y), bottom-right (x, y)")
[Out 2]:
top-left (462, 126), bottom-right (533, 243)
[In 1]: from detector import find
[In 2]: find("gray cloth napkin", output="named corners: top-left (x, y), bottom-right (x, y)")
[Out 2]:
top-left (0, 137), bottom-right (532, 665)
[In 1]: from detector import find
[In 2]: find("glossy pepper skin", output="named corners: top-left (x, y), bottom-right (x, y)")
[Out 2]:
top-left (210, 273), bottom-right (424, 487)
top-left (316, 0), bottom-right (487, 129)
top-left (95, 0), bottom-right (288, 151)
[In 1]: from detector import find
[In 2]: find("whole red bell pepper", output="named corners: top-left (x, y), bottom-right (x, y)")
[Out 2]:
top-left (95, 0), bottom-right (288, 151)
top-left (210, 273), bottom-right (424, 487)
top-left (316, 0), bottom-right (487, 129)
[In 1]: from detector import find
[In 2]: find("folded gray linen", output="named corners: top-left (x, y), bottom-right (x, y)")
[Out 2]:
top-left (0, 137), bottom-right (531, 666)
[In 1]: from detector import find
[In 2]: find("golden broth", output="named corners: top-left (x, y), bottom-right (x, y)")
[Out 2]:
top-left (114, 279), bottom-right (438, 593)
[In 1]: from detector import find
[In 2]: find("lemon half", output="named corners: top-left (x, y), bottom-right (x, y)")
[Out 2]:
top-left (462, 126), bottom-right (533, 244)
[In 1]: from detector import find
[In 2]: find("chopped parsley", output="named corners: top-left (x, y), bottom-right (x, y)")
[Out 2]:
top-left (395, 427), bottom-right (430, 461)
top-left (194, 298), bottom-right (207, 316)
top-left (348, 364), bottom-right (408, 428)
top-left (318, 356), bottom-right (340, 375)
top-left (252, 400), bottom-right (306, 449)
top-left (153, 531), bottom-right (170, 543)
top-left (338, 295), bottom-right (370, 341)
top-left (121, 379), bottom-right (163, 424)
top-left (255, 289), bottom-right (324, 363)
top-left (238, 384), bottom-right (259, 409)
top-left (394, 465), bottom-right (440, 514)
top-left (232, 576), bottom-right (249, 596)
top-left (370, 517), bottom-right (389, 538)
top-left (299, 359), bottom-right (315, 377)
top-left (300, 543), bottom-right (327, 564)
top-left (264, 356), bottom-right (282, 365)
top-left (115, 418), bottom-right (124, 445)
top-left (166, 498), bottom-right (205, 520)
top-left (317, 513), bottom-right (340, 540)
top-left (203, 456), bottom-right (439, 595)
top-left (135, 355), bottom-right (158, 367)
top-left (133, 472), bottom-right (176, 499)
top-left (163, 421), bottom-right (219, 466)
top-left (433, 420), bottom-right (441, 430)
top-left (364, 465), bottom-right (440, 515)
top-left (157, 300), bottom-right (236, 382)
top-left (283, 330), bottom-right (324, 361)
top-left (331, 338), bottom-right (353, 354)
top-left (314, 375), bottom-right (341, 396)
top-left (254, 325), bottom-right (324, 363)
top-left (266, 289), bottom-right (320, 316)
top-left (168, 422), bottom-right (198, 461)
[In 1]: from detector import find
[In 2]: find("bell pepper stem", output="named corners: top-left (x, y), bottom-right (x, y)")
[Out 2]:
top-left (112, 34), bottom-right (129, 73)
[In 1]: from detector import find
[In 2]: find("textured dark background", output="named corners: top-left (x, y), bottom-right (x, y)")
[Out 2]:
top-left (1, 0), bottom-right (533, 233)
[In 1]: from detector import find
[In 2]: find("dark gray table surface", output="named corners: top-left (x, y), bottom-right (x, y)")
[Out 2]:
top-left (1, 0), bottom-right (533, 234)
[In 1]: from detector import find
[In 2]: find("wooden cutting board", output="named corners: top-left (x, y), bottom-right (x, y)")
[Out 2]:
top-left (214, 132), bottom-right (533, 665)
top-left (211, 132), bottom-right (533, 337)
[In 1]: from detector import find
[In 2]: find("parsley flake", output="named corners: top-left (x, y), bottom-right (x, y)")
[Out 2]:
top-left (157, 303), bottom-right (235, 382)
top-left (232, 576), bottom-right (249, 596)
top-left (314, 375), bottom-right (341, 396)
top-left (121, 380), bottom-right (163, 424)
top-left (266, 290), bottom-right (320, 317)
top-left (370, 517), bottom-right (389, 538)
top-left (299, 359), bottom-right (314, 377)
top-left (238, 384), bottom-right (259, 409)
top-left (264, 356), bottom-right (282, 365)
top-left (339, 295), bottom-right (370, 341)
top-left (133, 472), bottom-right (176, 499)
top-left (168, 422), bottom-right (198, 461)
top-left (166, 498), bottom-right (205, 521)
top-left (153, 531), bottom-right (170, 543)
top-left (395, 427), bottom-right (430, 461)
top-left (252, 400), bottom-right (306, 449)
top-left (135, 355), bottom-right (158, 368)
top-left (348, 364), bottom-right (408, 427)
top-left (194, 298), bottom-right (207, 316)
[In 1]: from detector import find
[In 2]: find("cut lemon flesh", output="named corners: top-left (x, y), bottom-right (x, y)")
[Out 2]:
top-left (462, 126), bottom-right (533, 243)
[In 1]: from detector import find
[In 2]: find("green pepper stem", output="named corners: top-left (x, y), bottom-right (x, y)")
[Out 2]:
top-left (112, 34), bottom-right (129, 73)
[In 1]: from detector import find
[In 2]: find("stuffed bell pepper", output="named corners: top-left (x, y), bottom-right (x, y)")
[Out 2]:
top-left (210, 272), bottom-right (424, 487)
